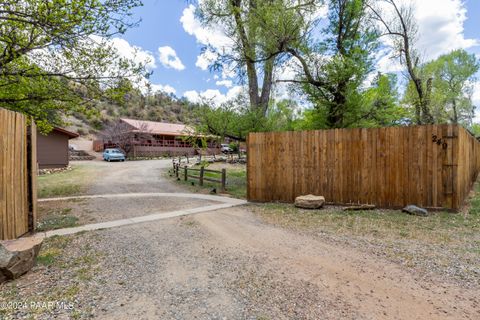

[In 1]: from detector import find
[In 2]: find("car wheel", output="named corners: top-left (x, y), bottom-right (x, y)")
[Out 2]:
top-left (107, 158), bottom-right (110, 162)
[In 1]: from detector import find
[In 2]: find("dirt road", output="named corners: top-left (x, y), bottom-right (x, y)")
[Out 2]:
top-left (195, 207), bottom-right (479, 319)
top-left (6, 205), bottom-right (478, 319)
top-left (83, 159), bottom-right (184, 194)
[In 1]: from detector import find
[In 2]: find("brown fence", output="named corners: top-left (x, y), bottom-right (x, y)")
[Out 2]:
top-left (0, 108), bottom-right (37, 240)
top-left (247, 125), bottom-right (480, 211)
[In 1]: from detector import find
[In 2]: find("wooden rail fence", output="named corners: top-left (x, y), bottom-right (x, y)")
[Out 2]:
top-left (0, 108), bottom-right (37, 240)
top-left (247, 124), bottom-right (480, 211)
top-left (173, 162), bottom-right (226, 192)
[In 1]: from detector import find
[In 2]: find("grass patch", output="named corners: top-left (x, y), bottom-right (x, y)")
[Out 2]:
top-left (37, 207), bottom-right (79, 231)
top-left (36, 247), bottom-right (63, 266)
top-left (37, 215), bottom-right (79, 232)
top-left (169, 163), bottom-right (246, 199)
top-left (38, 164), bottom-right (99, 198)
top-left (251, 184), bottom-right (480, 286)
top-left (253, 203), bottom-right (479, 244)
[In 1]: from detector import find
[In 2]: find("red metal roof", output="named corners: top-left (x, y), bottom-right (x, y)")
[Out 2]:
top-left (120, 118), bottom-right (196, 136)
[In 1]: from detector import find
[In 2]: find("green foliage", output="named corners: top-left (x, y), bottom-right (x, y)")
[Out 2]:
top-left (358, 73), bottom-right (407, 127)
top-left (194, 97), bottom-right (300, 141)
top-left (198, 0), bottom-right (321, 114)
top-left (295, 0), bottom-right (380, 129)
top-left (403, 49), bottom-right (479, 126)
top-left (428, 49), bottom-right (479, 125)
top-left (0, 0), bottom-right (145, 131)
top-left (228, 142), bottom-right (239, 152)
top-left (470, 123), bottom-right (480, 137)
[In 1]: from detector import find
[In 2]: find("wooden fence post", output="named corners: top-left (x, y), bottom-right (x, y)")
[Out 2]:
top-left (175, 163), bottom-right (179, 178)
top-left (199, 166), bottom-right (204, 186)
top-left (221, 168), bottom-right (226, 192)
top-left (184, 166), bottom-right (188, 181)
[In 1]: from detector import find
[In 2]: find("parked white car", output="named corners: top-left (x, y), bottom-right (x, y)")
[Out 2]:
top-left (221, 144), bottom-right (233, 154)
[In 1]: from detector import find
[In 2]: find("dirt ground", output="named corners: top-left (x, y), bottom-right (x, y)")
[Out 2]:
top-left (38, 196), bottom-right (221, 225)
top-left (83, 159), bottom-right (185, 195)
top-left (2, 206), bottom-right (478, 319)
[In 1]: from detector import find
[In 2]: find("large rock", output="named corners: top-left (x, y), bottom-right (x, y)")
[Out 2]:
top-left (402, 205), bottom-right (429, 217)
top-left (295, 194), bottom-right (325, 209)
top-left (0, 237), bottom-right (43, 283)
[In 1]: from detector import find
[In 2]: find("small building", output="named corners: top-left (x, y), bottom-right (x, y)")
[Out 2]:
top-left (94, 118), bottom-right (220, 157)
top-left (37, 127), bottom-right (79, 169)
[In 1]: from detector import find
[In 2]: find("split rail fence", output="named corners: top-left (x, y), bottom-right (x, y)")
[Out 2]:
top-left (0, 108), bottom-right (37, 240)
top-left (247, 124), bottom-right (480, 211)
top-left (173, 162), bottom-right (226, 192)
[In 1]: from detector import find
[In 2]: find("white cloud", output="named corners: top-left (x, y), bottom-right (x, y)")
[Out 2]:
top-left (195, 49), bottom-right (218, 71)
top-left (181, 4), bottom-right (232, 49)
top-left (377, 0), bottom-right (478, 74)
top-left (215, 80), bottom-right (233, 88)
top-left (158, 46), bottom-right (185, 70)
top-left (109, 37), bottom-right (157, 70)
top-left (414, 0), bottom-right (477, 61)
top-left (183, 86), bottom-right (244, 105)
top-left (149, 83), bottom-right (177, 95)
top-left (181, 4), bottom-right (234, 73)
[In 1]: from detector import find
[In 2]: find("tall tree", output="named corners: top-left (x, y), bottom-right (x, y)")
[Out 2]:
top-left (0, 0), bottom-right (147, 130)
top-left (285, 0), bottom-right (379, 128)
top-left (197, 0), bottom-right (321, 116)
top-left (425, 49), bottom-right (479, 125)
top-left (368, 0), bottom-right (434, 124)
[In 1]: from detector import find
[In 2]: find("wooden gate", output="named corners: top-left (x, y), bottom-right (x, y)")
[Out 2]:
top-left (0, 108), bottom-right (37, 240)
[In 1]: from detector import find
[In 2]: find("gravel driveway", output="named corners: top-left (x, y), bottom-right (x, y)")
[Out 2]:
top-left (39, 159), bottom-right (208, 225)
top-left (3, 206), bottom-right (478, 319)
top-left (82, 159), bottom-right (184, 195)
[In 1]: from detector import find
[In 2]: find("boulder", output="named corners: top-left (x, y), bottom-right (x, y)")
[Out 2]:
top-left (0, 237), bottom-right (43, 283)
top-left (295, 194), bottom-right (325, 209)
top-left (402, 205), bottom-right (429, 217)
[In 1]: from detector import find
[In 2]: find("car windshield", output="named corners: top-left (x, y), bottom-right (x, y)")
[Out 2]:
top-left (107, 149), bottom-right (121, 153)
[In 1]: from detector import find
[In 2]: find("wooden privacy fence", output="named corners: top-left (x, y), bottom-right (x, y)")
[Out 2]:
top-left (0, 108), bottom-right (37, 240)
top-left (247, 124), bottom-right (480, 211)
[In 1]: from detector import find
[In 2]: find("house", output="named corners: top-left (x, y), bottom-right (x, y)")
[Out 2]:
top-left (95, 118), bottom-right (220, 157)
top-left (37, 127), bottom-right (79, 169)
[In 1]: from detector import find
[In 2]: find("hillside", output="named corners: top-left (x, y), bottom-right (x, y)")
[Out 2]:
top-left (65, 92), bottom-right (199, 138)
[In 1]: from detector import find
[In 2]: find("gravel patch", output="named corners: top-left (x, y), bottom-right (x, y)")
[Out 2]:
top-left (2, 206), bottom-right (478, 319)
top-left (0, 215), bottom-right (359, 319)
top-left (38, 197), bottom-right (221, 225)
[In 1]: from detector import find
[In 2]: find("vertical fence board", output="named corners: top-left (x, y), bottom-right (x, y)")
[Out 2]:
top-left (0, 108), bottom-right (37, 240)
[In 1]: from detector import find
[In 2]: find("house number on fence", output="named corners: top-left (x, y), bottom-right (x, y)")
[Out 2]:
top-left (432, 134), bottom-right (448, 149)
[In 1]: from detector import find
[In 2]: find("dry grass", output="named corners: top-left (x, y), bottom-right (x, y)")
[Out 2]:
top-left (251, 184), bottom-right (480, 287)
top-left (38, 164), bottom-right (100, 198)
top-left (170, 162), bottom-right (247, 199)
top-left (252, 204), bottom-right (479, 245)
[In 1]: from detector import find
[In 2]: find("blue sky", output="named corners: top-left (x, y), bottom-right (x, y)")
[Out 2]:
top-left (115, 0), bottom-right (480, 107)
top-left (122, 0), bottom-right (209, 95)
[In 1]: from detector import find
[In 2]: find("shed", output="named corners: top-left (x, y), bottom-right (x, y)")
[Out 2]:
top-left (37, 127), bottom-right (79, 169)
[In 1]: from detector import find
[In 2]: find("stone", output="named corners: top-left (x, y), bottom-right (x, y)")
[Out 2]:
top-left (295, 194), bottom-right (325, 209)
top-left (0, 237), bottom-right (43, 283)
top-left (402, 205), bottom-right (429, 217)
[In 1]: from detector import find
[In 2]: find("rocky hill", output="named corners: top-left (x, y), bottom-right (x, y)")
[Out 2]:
top-left (65, 92), bottom-right (199, 139)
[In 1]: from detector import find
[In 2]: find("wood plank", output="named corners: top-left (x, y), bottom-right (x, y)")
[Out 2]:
top-left (0, 109), bottom-right (5, 239)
